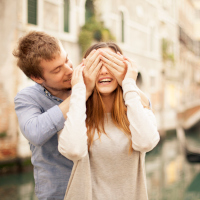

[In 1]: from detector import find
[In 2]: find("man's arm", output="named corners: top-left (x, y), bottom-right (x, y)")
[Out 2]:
top-left (15, 92), bottom-right (65, 147)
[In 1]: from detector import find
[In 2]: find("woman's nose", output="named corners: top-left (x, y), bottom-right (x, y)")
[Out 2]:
top-left (100, 65), bottom-right (109, 75)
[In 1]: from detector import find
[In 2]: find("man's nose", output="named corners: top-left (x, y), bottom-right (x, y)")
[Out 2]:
top-left (64, 63), bottom-right (73, 75)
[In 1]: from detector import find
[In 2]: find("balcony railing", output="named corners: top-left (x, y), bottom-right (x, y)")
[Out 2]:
top-left (179, 26), bottom-right (200, 57)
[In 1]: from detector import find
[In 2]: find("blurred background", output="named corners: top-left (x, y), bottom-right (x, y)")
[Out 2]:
top-left (0, 0), bottom-right (200, 199)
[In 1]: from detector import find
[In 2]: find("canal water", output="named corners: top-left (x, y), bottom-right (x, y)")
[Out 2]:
top-left (0, 131), bottom-right (200, 200)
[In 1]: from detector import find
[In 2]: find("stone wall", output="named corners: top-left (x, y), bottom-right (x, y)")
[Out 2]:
top-left (0, 0), bottom-right (19, 161)
top-left (0, 0), bottom-right (82, 162)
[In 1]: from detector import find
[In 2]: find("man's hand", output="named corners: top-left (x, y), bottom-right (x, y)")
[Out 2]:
top-left (83, 49), bottom-right (103, 99)
top-left (99, 50), bottom-right (127, 86)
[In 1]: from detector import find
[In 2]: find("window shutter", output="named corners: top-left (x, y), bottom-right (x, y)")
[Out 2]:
top-left (28, 0), bottom-right (37, 25)
top-left (121, 12), bottom-right (124, 43)
top-left (64, 0), bottom-right (70, 32)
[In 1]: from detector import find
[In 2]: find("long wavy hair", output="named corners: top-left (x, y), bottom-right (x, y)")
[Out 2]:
top-left (84, 42), bottom-right (132, 151)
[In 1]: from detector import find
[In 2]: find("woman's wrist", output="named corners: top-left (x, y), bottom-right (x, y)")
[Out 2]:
top-left (138, 89), bottom-right (151, 109)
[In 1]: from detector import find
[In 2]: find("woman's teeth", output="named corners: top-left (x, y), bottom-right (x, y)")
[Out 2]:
top-left (99, 78), bottom-right (112, 83)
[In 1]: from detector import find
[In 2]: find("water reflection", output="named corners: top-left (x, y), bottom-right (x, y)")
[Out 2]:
top-left (0, 171), bottom-right (37, 200)
top-left (0, 132), bottom-right (200, 200)
top-left (146, 132), bottom-right (200, 200)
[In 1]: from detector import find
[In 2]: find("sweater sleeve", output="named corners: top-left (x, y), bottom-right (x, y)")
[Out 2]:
top-left (122, 78), bottom-right (160, 153)
top-left (58, 82), bottom-right (88, 161)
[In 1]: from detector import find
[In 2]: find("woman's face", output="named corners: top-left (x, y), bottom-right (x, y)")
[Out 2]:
top-left (96, 48), bottom-right (118, 96)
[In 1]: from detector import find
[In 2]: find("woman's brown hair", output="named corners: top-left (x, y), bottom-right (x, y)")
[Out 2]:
top-left (84, 42), bottom-right (132, 151)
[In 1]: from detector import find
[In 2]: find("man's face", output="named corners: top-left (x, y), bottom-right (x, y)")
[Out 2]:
top-left (38, 45), bottom-right (73, 94)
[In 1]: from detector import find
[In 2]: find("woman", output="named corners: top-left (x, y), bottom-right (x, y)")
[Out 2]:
top-left (58, 42), bottom-right (160, 200)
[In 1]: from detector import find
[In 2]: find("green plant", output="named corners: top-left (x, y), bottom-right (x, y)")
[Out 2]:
top-left (79, 0), bottom-right (115, 55)
top-left (0, 132), bottom-right (7, 138)
top-left (78, 29), bottom-right (93, 56)
top-left (162, 38), bottom-right (175, 64)
top-left (78, 17), bottom-right (115, 55)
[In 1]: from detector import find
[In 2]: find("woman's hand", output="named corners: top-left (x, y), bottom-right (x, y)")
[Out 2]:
top-left (123, 57), bottom-right (138, 81)
top-left (83, 50), bottom-right (103, 99)
top-left (123, 57), bottom-right (150, 108)
top-left (99, 50), bottom-right (127, 86)
top-left (71, 63), bottom-right (84, 87)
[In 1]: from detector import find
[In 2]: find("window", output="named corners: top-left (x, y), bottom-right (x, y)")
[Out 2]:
top-left (85, 0), bottom-right (95, 22)
top-left (150, 76), bottom-right (156, 88)
top-left (64, 0), bottom-right (70, 32)
top-left (121, 11), bottom-right (124, 43)
top-left (28, 0), bottom-right (37, 25)
top-left (196, 10), bottom-right (200, 19)
top-left (136, 72), bottom-right (143, 88)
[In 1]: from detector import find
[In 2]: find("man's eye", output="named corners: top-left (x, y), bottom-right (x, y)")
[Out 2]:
top-left (65, 59), bottom-right (69, 63)
top-left (54, 67), bottom-right (61, 73)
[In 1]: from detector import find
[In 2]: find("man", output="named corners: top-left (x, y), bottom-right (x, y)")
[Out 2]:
top-left (13, 31), bottom-right (96, 200)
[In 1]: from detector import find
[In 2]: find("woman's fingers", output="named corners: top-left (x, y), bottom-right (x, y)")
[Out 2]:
top-left (124, 60), bottom-right (138, 81)
top-left (122, 55), bottom-right (138, 74)
top-left (100, 49), bottom-right (124, 61)
top-left (101, 61), bottom-right (118, 75)
top-left (83, 54), bottom-right (101, 81)
top-left (78, 64), bottom-right (84, 79)
top-left (84, 50), bottom-right (100, 71)
top-left (102, 62), bottom-right (125, 86)
top-left (99, 50), bottom-right (125, 67)
top-left (84, 49), bottom-right (96, 66)
top-left (100, 55), bottom-right (124, 73)
top-left (83, 58), bottom-right (86, 66)
top-left (93, 61), bottom-right (103, 76)
top-left (124, 56), bottom-right (138, 69)
top-left (117, 51), bottom-right (123, 57)
top-left (71, 63), bottom-right (84, 87)
top-left (89, 55), bottom-right (101, 73)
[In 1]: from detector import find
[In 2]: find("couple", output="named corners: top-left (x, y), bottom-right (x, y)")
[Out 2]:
top-left (14, 31), bottom-right (160, 200)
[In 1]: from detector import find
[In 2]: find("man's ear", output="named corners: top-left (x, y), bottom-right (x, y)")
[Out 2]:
top-left (31, 76), bottom-right (44, 84)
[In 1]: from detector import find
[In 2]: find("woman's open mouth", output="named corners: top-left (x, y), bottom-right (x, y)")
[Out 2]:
top-left (98, 78), bottom-right (113, 85)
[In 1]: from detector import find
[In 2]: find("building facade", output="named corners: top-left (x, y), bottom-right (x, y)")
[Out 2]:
top-left (0, 0), bottom-right (200, 161)
top-left (178, 0), bottom-right (200, 127)
top-left (95, 0), bottom-right (179, 131)
top-left (0, 0), bottom-right (87, 160)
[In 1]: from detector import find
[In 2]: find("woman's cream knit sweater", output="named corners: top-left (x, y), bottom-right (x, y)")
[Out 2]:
top-left (58, 78), bottom-right (160, 200)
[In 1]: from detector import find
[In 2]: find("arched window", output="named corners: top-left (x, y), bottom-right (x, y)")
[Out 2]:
top-left (28, 0), bottom-right (37, 25)
top-left (120, 11), bottom-right (125, 43)
top-left (64, 0), bottom-right (70, 32)
top-left (136, 72), bottom-right (143, 89)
